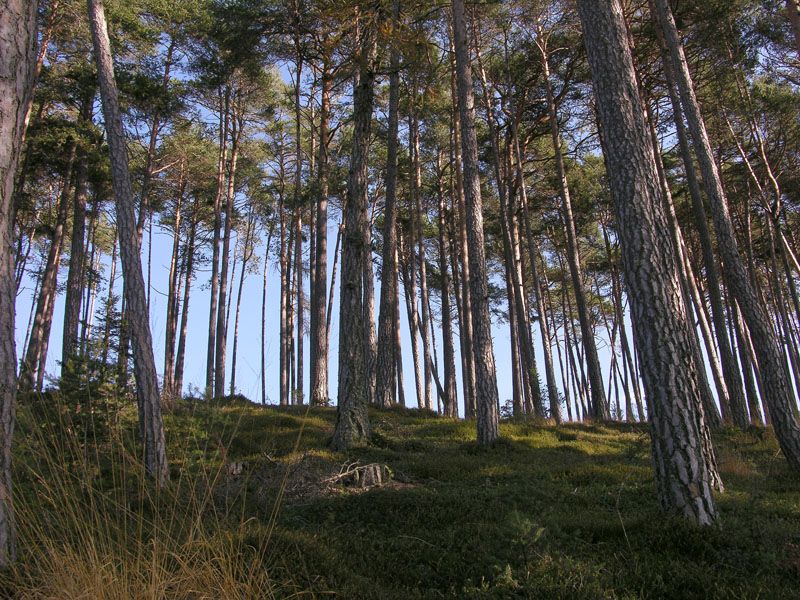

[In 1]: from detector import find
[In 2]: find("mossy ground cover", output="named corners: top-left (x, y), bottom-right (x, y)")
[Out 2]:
top-left (5, 394), bottom-right (800, 598)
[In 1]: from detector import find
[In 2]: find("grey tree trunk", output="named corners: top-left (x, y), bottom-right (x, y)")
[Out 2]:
top-left (206, 87), bottom-right (229, 396)
top-left (451, 0), bottom-right (499, 443)
top-left (448, 30), bottom-right (476, 419)
top-left (88, 0), bottom-right (168, 484)
top-left (215, 109), bottom-right (241, 398)
top-left (653, 0), bottom-right (800, 469)
top-left (375, 36), bottom-right (400, 409)
top-left (577, 0), bottom-right (719, 524)
top-left (230, 212), bottom-right (254, 395)
top-left (0, 0), bottom-right (38, 567)
top-left (310, 65), bottom-right (332, 407)
top-left (332, 25), bottom-right (376, 450)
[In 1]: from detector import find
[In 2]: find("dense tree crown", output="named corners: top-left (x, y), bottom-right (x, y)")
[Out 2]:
top-left (7, 0), bottom-right (800, 534)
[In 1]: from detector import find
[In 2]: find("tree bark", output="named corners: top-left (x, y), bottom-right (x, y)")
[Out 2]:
top-left (451, 0), bottom-right (499, 443)
top-left (310, 63), bottom-right (332, 407)
top-left (577, 0), bottom-right (719, 524)
top-left (215, 107), bottom-right (241, 398)
top-left (205, 87), bottom-right (229, 397)
top-left (62, 114), bottom-right (93, 375)
top-left (88, 0), bottom-right (168, 484)
top-left (0, 0), bottom-right (38, 566)
top-left (375, 30), bottom-right (400, 409)
top-left (333, 24), bottom-right (376, 450)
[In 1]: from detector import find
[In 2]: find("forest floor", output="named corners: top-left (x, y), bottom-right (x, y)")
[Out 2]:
top-left (4, 392), bottom-right (800, 599)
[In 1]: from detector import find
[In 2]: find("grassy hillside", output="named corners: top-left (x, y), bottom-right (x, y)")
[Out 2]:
top-left (4, 394), bottom-right (800, 599)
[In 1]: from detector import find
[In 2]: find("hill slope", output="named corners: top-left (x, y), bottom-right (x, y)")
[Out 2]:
top-left (6, 396), bottom-right (800, 599)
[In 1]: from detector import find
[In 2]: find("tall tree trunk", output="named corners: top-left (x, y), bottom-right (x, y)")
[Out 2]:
top-left (394, 243), bottom-right (406, 407)
top-left (655, 15), bottom-right (741, 425)
top-left (333, 25), bottom-right (376, 450)
top-left (654, 0), bottom-right (800, 468)
top-left (449, 28), bottom-right (476, 419)
top-left (230, 212), bottom-right (254, 396)
top-left (401, 236), bottom-right (425, 409)
top-left (577, 0), bottom-right (719, 524)
top-left (0, 0), bottom-right (38, 565)
top-left (436, 150), bottom-right (458, 417)
top-left (293, 52), bottom-right (305, 405)
top-left (215, 108), bottom-right (241, 398)
top-left (409, 108), bottom-right (432, 410)
top-left (62, 97), bottom-right (94, 375)
top-left (310, 63), bottom-right (332, 407)
top-left (88, 0), bottom-right (168, 484)
top-left (206, 87), bottom-right (230, 396)
top-left (278, 134), bottom-right (290, 405)
top-left (163, 162), bottom-right (184, 398)
top-left (21, 139), bottom-right (75, 390)
top-left (376, 29), bottom-right (400, 409)
top-left (451, 0), bottom-right (499, 443)
top-left (174, 200), bottom-right (198, 396)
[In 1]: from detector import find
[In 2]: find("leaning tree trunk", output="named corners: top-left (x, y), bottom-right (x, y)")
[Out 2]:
top-left (88, 0), bottom-right (168, 484)
top-left (577, 0), bottom-right (719, 525)
top-left (0, 0), bottom-right (38, 567)
top-left (332, 24), bottom-right (376, 450)
top-left (451, 0), bottom-right (499, 443)
top-left (654, 15), bottom-right (742, 425)
top-left (653, 0), bottom-right (800, 469)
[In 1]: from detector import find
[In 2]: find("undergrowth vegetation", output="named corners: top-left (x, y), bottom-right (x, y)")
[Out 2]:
top-left (2, 393), bottom-right (799, 599)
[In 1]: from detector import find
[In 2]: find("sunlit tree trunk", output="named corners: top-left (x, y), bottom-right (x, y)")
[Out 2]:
top-left (206, 86), bottom-right (230, 396)
top-left (89, 0), bottom-right (168, 484)
top-left (451, 0), bottom-right (499, 442)
top-left (310, 63), bottom-right (332, 407)
top-left (215, 105), bottom-right (241, 398)
top-left (578, 0), bottom-right (719, 523)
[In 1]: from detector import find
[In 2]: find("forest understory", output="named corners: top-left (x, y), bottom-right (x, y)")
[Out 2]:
top-left (3, 394), bottom-right (799, 599)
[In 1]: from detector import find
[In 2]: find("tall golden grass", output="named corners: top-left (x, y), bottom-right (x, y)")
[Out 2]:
top-left (2, 393), bottom-right (306, 599)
